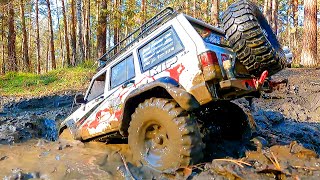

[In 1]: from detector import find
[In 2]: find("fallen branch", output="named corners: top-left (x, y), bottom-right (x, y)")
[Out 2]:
top-left (118, 152), bottom-right (137, 180)
top-left (263, 151), bottom-right (281, 171)
top-left (189, 162), bottom-right (207, 171)
top-left (270, 152), bottom-right (281, 171)
top-left (213, 159), bottom-right (252, 168)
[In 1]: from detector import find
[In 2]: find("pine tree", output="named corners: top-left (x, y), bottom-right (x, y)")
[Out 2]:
top-left (46, 0), bottom-right (56, 69)
top-left (7, 2), bottom-right (17, 72)
top-left (300, 0), bottom-right (318, 67)
top-left (61, 0), bottom-right (71, 66)
top-left (97, 0), bottom-right (107, 58)
top-left (20, 0), bottom-right (31, 71)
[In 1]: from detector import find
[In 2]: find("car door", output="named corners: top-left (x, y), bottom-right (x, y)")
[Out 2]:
top-left (61, 70), bottom-right (107, 137)
top-left (80, 54), bottom-right (136, 140)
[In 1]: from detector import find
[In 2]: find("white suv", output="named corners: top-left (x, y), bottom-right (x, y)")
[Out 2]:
top-left (60, 1), bottom-right (285, 172)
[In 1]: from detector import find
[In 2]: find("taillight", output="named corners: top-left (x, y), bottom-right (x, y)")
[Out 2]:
top-left (199, 51), bottom-right (219, 67)
top-left (198, 51), bottom-right (222, 81)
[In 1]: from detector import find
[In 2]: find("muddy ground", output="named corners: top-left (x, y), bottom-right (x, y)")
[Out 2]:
top-left (0, 68), bottom-right (319, 179)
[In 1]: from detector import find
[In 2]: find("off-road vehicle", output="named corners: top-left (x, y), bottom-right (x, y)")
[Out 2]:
top-left (59, 0), bottom-right (286, 172)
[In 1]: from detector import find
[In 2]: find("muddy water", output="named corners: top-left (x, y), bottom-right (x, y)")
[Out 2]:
top-left (0, 139), bottom-right (132, 179)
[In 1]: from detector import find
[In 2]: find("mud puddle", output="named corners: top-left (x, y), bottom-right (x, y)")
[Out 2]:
top-left (0, 139), bottom-right (131, 179)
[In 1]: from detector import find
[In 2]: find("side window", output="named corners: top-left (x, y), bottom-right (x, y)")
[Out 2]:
top-left (86, 72), bottom-right (106, 102)
top-left (110, 55), bottom-right (135, 89)
top-left (138, 28), bottom-right (184, 71)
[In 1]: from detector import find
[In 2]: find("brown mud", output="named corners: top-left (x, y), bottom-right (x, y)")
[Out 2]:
top-left (0, 68), bottom-right (319, 179)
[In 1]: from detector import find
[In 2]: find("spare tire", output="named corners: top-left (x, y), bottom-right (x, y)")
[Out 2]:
top-left (222, 0), bottom-right (286, 76)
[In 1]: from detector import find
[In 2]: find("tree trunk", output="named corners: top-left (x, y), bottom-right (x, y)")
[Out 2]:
top-left (28, 10), bottom-right (32, 54)
top-left (141, 0), bottom-right (146, 23)
top-left (56, 0), bottom-right (64, 67)
top-left (46, 0), bottom-right (56, 69)
top-left (97, 0), bottom-right (107, 58)
top-left (20, 0), bottom-right (30, 72)
top-left (267, 0), bottom-right (272, 24)
top-left (292, 0), bottom-right (298, 48)
top-left (76, 0), bottom-right (85, 63)
top-left (211, 0), bottom-right (219, 26)
top-left (263, 0), bottom-right (268, 17)
top-left (300, 0), bottom-right (318, 67)
top-left (113, 0), bottom-right (121, 47)
top-left (193, 0), bottom-right (196, 18)
top-left (36, 0), bottom-right (41, 73)
top-left (113, 0), bottom-right (118, 46)
top-left (1, 17), bottom-right (5, 74)
top-left (185, 0), bottom-right (189, 14)
top-left (96, 0), bottom-right (100, 58)
top-left (46, 29), bottom-right (49, 73)
top-left (85, 0), bottom-right (90, 60)
top-left (287, 0), bottom-right (291, 47)
top-left (70, 0), bottom-right (77, 65)
top-left (61, 0), bottom-right (71, 67)
top-left (204, 0), bottom-right (208, 22)
top-left (7, 2), bottom-right (17, 72)
top-left (107, 12), bottom-right (111, 49)
top-left (271, 0), bottom-right (278, 34)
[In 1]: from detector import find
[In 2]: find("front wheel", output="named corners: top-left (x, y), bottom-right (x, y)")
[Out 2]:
top-left (128, 98), bottom-right (204, 172)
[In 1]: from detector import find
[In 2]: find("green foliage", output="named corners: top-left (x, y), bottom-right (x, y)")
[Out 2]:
top-left (77, 60), bottom-right (97, 68)
top-left (0, 66), bottom-right (95, 96)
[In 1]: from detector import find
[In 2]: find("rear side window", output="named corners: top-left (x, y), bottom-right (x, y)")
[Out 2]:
top-left (110, 55), bottom-right (135, 89)
top-left (138, 28), bottom-right (183, 71)
top-left (190, 22), bottom-right (229, 47)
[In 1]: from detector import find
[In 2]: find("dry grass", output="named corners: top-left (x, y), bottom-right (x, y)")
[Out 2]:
top-left (213, 159), bottom-right (252, 168)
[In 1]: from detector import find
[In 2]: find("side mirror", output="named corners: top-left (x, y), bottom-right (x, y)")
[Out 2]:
top-left (74, 94), bottom-right (86, 104)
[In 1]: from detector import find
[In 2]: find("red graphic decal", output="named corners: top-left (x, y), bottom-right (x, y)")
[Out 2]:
top-left (87, 118), bottom-right (100, 128)
top-left (119, 89), bottom-right (129, 100)
top-left (117, 76), bottom-right (155, 100)
top-left (115, 110), bottom-right (122, 120)
top-left (166, 64), bottom-right (185, 82)
top-left (82, 108), bottom-right (111, 129)
top-left (96, 108), bottom-right (111, 120)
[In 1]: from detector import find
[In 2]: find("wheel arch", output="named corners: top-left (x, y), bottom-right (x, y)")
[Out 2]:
top-left (119, 77), bottom-right (200, 136)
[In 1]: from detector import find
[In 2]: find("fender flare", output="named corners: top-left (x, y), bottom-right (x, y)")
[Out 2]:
top-left (119, 77), bottom-right (200, 136)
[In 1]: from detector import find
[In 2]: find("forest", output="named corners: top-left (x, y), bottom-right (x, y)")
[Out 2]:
top-left (0, 0), bottom-right (319, 75)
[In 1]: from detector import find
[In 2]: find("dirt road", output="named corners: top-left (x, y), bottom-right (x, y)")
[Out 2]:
top-left (0, 68), bottom-right (319, 179)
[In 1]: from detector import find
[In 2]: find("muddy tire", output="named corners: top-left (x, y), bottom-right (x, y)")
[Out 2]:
top-left (128, 98), bottom-right (204, 172)
top-left (222, 0), bottom-right (286, 76)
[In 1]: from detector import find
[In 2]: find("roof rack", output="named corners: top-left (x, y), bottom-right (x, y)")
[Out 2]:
top-left (98, 7), bottom-right (177, 65)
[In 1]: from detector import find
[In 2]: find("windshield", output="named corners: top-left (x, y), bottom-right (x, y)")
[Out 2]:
top-left (86, 73), bottom-right (106, 102)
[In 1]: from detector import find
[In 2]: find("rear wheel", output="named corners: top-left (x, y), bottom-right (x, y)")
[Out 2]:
top-left (128, 98), bottom-right (204, 172)
top-left (222, 0), bottom-right (286, 76)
